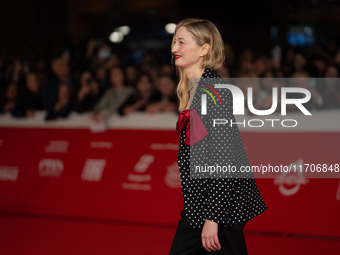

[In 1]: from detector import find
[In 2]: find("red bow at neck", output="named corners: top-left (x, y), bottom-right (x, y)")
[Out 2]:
top-left (176, 109), bottom-right (208, 145)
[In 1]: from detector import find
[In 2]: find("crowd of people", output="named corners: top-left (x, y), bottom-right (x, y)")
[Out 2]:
top-left (0, 38), bottom-right (339, 122)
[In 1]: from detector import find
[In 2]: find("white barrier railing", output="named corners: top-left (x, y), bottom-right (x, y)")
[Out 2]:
top-left (0, 109), bottom-right (339, 132)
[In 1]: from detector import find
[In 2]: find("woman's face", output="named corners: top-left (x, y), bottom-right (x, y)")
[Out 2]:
top-left (110, 68), bottom-right (124, 86)
top-left (158, 77), bottom-right (175, 97)
top-left (26, 73), bottom-right (40, 93)
top-left (137, 76), bottom-right (152, 94)
top-left (172, 26), bottom-right (206, 69)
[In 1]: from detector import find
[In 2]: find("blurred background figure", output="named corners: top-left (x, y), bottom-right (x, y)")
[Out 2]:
top-left (45, 83), bottom-right (73, 120)
top-left (74, 71), bottom-right (103, 113)
top-left (11, 72), bottom-right (43, 118)
top-left (317, 64), bottom-right (340, 109)
top-left (146, 73), bottom-right (178, 114)
top-left (256, 70), bottom-right (282, 113)
top-left (41, 57), bottom-right (74, 113)
top-left (0, 82), bottom-right (19, 114)
top-left (125, 64), bottom-right (138, 85)
top-left (118, 71), bottom-right (161, 116)
top-left (94, 64), bottom-right (109, 93)
top-left (288, 71), bottom-right (324, 111)
top-left (91, 65), bottom-right (135, 122)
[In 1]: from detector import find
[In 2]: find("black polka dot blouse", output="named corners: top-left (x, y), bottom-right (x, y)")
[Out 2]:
top-left (176, 68), bottom-right (267, 229)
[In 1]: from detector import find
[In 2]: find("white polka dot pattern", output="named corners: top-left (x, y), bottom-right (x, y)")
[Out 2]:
top-left (177, 68), bottom-right (267, 229)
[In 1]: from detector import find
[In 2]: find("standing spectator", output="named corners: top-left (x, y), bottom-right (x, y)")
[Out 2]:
top-left (257, 70), bottom-right (282, 113)
top-left (288, 71), bottom-right (323, 111)
top-left (0, 83), bottom-right (19, 114)
top-left (45, 83), bottom-right (73, 120)
top-left (94, 64), bottom-right (109, 93)
top-left (74, 72), bottom-right (103, 113)
top-left (41, 57), bottom-right (73, 112)
top-left (141, 51), bottom-right (160, 82)
top-left (281, 47), bottom-right (295, 76)
top-left (118, 72), bottom-right (161, 116)
top-left (9, 58), bottom-right (28, 87)
top-left (91, 65), bottom-right (135, 122)
top-left (324, 64), bottom-right (339, 78)
top-left (146, 74), bottom-right (178, 113)
top-left (316, 65), bottom-right (340, 109)
top-left (253, 57), bottom-right (269, 77)
top-left (11, 73), bottom-right (43, 118)
top-left (237, 72), bottom-right (266, 114)
top-left (293, 53), bottom-right (307, 74)
top-left (125, 64), bottom-right (138, 85)
top-left (160, 64), bottom-right (174, 76)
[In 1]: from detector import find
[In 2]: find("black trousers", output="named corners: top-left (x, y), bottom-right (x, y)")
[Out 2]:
top-left (169, 210), bottom-right (248, 255)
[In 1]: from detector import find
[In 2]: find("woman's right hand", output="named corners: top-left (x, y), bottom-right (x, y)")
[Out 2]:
top-left (201, 219), bottom-right (221, 252)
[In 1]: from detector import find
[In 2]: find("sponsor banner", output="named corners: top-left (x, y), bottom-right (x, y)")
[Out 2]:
top-left (0, 126), bottom-right (339, 237)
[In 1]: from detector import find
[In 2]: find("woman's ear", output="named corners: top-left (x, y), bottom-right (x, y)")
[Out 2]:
top-left (200, 44), bottom-right (211, 57)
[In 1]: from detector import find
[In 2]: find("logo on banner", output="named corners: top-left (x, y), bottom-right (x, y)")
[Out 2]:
top-left (90, 141), bottom-right (113, 149)
top-left (164, 162), bottom-right (181, 188)
top-left (200, 82), bottom-right (312, 128)
top-left (45, 140), bottom-right (69, 153)
top-left (0, 166), bottom-right (19, 181)
top-left (199, 83), bottom-right (223, 108)
top-left (39, 159), bottom-right (64, 176)
top-left (121, 154), bottom-right (154, 191)
top-left (274, 158), bottom-right (309, 196)
top-left (81, 159), bottom-right (106, 182)
top-left (202, 85), bottom-right (311, 116)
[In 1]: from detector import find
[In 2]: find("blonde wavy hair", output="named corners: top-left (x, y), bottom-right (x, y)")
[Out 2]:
top-left (171, 18), bottom-right (225, 112)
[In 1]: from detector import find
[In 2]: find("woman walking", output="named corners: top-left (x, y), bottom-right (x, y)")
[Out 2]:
top-left (169, 18), bottom-right (267, 255)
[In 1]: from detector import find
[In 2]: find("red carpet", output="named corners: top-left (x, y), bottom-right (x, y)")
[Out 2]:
top-left (0, 214), bottom-right (339, 255)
